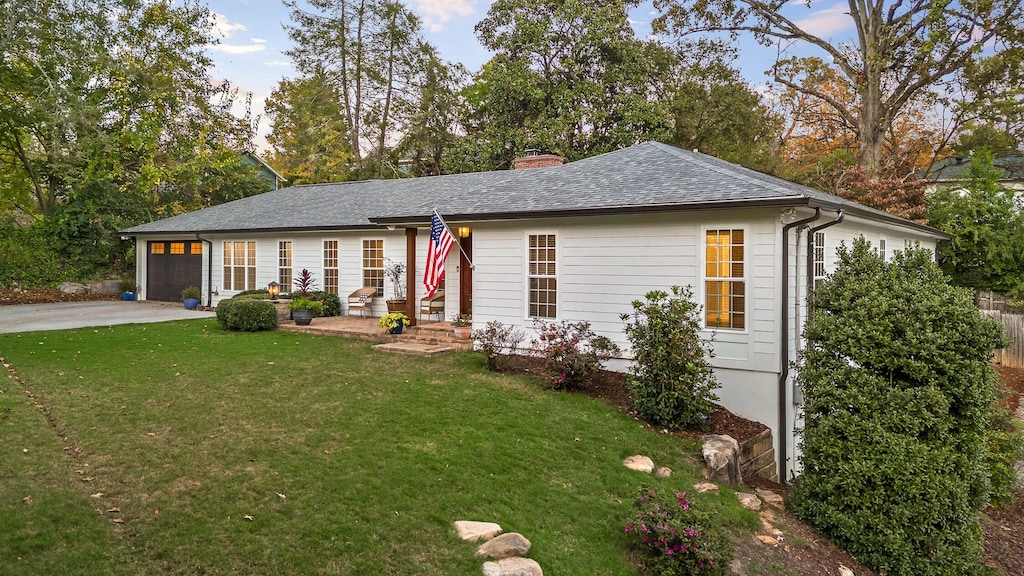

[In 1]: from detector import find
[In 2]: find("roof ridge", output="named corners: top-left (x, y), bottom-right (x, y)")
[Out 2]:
top-left (645, 142), bottom-right (806, 198)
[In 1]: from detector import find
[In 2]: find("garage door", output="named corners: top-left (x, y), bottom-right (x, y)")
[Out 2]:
top-left (147, 241), bottom-right (203, 302)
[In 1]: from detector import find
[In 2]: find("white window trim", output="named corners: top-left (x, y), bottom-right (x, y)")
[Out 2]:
top-left (699, 225), bottom-right (748, 333)
top-left (222, 240), bottom-right (257, 292)
top-left (525, 231), bottom-right (559, 321)
top-left (278, 240), bottom-right (293, 290)
top-left (812, 231), bottom-right (827, 288)
top-left (362, 238), bottom-right (385, 294)
top-left (878, 237), bottom-right (887, 262)
top-left (323, 239), bottom-right (339, 295)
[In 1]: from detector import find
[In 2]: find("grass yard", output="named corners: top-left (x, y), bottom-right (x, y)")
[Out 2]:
top-left (0, 320), bottom-right (756, 575)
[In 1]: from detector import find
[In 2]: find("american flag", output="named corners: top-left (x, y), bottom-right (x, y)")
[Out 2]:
top-left (423, 210), bottom-right (455, 297)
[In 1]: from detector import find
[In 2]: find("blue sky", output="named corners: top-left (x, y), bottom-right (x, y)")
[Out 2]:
top-left (204, 0), bottom-right (853, 151)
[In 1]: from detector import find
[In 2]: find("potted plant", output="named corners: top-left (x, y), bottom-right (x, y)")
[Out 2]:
top-left (379, 312), bottom-right (410, 334)
top-left (292, 268), bottom-right (317, 297)
top-left (288, 298), bottom-right (324, 326)
top-left (384, 260), bottom-right (406, 313)
top-left (453, 313), bottom-right (472, 339)
top-left (181, 285), bottom-right (201, 310)
top-left (119, 278), bottom-right (137, 301)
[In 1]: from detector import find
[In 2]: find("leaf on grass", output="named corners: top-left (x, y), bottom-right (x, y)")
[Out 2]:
top-left (81, 477), bottom-right (93, 482)
top-left (22, 496), bottom-right (32, 503)
top-left (146, 432), bottom-right (156, 436)
top-left (277, 493), bottom-right (286, 500)
top-left (90, 492), bottom-right (103, 498)
top-left (243, 515), bottom-right (254, 521)
top-left (105, 507), bottom-right (120, 513)
top-left (112, 518), bottom-right (124, 524)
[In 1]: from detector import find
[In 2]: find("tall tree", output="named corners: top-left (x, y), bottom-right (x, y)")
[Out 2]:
top-left (395, 47), bottom-right (466, 177)
top-left (653, 0), bottom-right (1024, 180)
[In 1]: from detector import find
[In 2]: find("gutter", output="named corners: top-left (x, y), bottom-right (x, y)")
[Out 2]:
top-left (778, 208), bottom-right (821, 483)
top-left (196, 234), bottom-right (213, 308)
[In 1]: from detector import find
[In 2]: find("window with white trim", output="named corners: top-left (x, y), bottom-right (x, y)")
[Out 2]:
top-left (704, 229), bottom-right (745, 330)
top-left (878, 238), bottom-right (887, 262)
top-left (362, 239), bottom-right (384, 293)
top-left (278, 241), bottom-right (292, 289)
top-left (528, 234), bottom-right (557, 319)
top-left (223, 241), bottom-right (256, 291)
top-left (813, 232), bottom-right (827, 289)
top-left (323, 240), bottom-right (338, 294)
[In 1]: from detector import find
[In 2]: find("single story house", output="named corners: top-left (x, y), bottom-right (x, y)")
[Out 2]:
top-left (919, 154), bottom-right (1024, 193)
top-left (121, 141), bottom-right (948, 481)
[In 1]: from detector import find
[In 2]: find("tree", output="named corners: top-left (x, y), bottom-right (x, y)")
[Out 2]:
top-left (457, 0), bottom-right (674, 170)
top-left (928, 150), bottom-right (1024, 296)
top-left (653, 0), bottom-right (1024, 180)
top-left (394, 47), bottom-right (466, 177)
top-left (952, 124), bottom-right (1021, 158)
top-left (792, 239), bottom-right (1008, 575)
top-left (265, 73), bottom-right (353, 184)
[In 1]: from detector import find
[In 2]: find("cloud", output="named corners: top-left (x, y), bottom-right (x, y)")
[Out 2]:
top-left (794, 4), bottom-right (853, 37)
top-left (211, 43), bottom-right (267, 54)
top-left (251, 38), bottom-right (267, 44)
top-left (209, 12), bottom-right (246, 40)
top-left (409, 0), bottom-right (476, 32)
top-left (264, 60), bottom-right (294, 67)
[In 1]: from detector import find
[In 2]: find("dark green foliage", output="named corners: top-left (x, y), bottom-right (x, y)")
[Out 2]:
top-left (533, 320), bottom-right (620, 390)
top-left (473, 321), bottom-right (527, 371)
top-left (621, 287), bottom-right (719, 429)
top-left (215, 299), bottom-right (277, 332)
top-left (986, 401), bottom-right (1024, 506)
top-left (625, 489), bottom-right (733, 576)
top-left (232, 289), bottom-right (272, 299)
top-left (791, 238), bottom-right (1009, 576)
top-left (0, 223), bottom-right (86, 286)
top-left (308, 291), bottom-right (341, 317)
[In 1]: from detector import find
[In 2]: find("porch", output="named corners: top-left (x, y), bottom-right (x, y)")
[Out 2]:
top-left (277, 315), bottom-right (474, 353)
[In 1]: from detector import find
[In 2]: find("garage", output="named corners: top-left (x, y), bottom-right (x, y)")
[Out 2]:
top-left (146, 240), bottom-right (202, 301)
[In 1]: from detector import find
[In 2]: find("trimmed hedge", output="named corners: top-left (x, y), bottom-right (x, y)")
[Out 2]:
top-left (215, 298), bottom-right (277, 332)
top-left (309, 291), bottom-right (341, 317)
top-left (791, 239), bottom-right (1009, 576)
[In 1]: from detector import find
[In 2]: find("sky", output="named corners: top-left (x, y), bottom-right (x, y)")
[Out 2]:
top-left (203, 0), bottom-right (854, 152)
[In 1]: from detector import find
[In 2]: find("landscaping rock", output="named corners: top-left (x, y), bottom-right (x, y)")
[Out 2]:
top-left (482, 557), bottom-right (543, 576)
top-left (755, 534), bottom-right (779, 546)
top-left (838, 565), bottom-right (855, 576)
top-left (755, 488), bottom-right (784, 507)
top-left (476, 532), bottom-right (531, 560)
top-left (653, 466), bottom-right (672, 478)
top-left (59, 282), bottom-right (88, 294)
top-left (701, 434), bottom-right (742, 485)
top-left (736, 492), bottom-right (762, 511)
top-left (622, 454), bottom-right (654, 474)
top-left (454, 521), bottom-right (503, 542)
top-left (694, 482), bottom-right (719, 494)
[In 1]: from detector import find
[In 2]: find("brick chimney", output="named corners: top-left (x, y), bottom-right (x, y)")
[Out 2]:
top-left (513, 149), bottom-right (565, 170)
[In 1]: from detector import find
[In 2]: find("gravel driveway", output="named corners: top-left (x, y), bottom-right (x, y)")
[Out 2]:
top-left (0, 300), bottom-right (215, 334)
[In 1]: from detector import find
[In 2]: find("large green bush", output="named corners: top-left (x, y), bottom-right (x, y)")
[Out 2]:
top-left (308, 291), bottom-right (341, 317)
top-left (0, 223), bottom-right (87, 286)
top-left (215, 298), bottom-right (277, 332)
top-left (791, 239), bottom-right (1009, 576)
top-left (621, 286), bottom-right (719, 429)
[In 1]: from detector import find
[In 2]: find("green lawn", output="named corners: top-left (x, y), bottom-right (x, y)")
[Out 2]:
top-left (0, 320), bottom-right (755, 575)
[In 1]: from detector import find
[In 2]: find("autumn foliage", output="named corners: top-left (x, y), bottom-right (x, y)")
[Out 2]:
top-left (833, 169), bottom-right (928, 223)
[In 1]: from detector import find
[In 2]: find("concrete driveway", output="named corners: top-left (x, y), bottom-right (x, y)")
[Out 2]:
top-left (0, 300), bottom-right (216, 334)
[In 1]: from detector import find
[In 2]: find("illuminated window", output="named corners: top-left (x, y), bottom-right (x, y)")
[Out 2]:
top-left (151, 243), bottom-right (165, 254)
top-left (323, 240), bottom-right (338, 294)
top-left (528, 234), bottom-right (557, 319)
top-left (223, 241), bottom-right (256, 291)
top-left (813, 232), bottom-right (827, 289)
top-left (705, 229), bottom-right (745, 330)
top-left (191, 243), bottom-right (203, 255)
top-left (362, 239), bottom-right (384, 293)
top-left (278, 241), bottom-right (292, 289)
top-left (170, 242), bottom-right (185, 254)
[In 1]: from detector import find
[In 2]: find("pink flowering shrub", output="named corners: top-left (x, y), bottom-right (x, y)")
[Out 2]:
top-left (625, 489), bottom-right (732, 576)
top-left (532, 320), bottom-right (619, 390)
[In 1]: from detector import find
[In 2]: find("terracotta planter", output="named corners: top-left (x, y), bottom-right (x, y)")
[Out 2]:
top-left (454, 325), bottom-right (472, 339)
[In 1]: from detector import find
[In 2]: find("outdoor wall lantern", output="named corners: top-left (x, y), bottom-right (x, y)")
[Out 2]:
top-left (457, 226), bottom-right (471, 238)
top-left (267, 281), bottom-right (280, 299)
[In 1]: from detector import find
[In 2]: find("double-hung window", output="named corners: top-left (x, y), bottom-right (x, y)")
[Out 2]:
top-left (528, 234), bottom-right (557, 319)
top-left (278, 241), bottom-right (292, 289)
top-left (323, 240), bottom-right (339, 294)
top-left (362, 240), bottom-right (384, 293)
top-left (812, 232), bottom-right (827, 289)
top-left (223, 241), bottom-right (256, 291)
top-left (704, 229), bottom-right (745, 330)
top-left (878, 238), bottom-right (887, 262)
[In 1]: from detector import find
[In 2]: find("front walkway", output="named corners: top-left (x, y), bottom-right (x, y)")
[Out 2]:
top-left (277, 315), bottom-right (474, 351)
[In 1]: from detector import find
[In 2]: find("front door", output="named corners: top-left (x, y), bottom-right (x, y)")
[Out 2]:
top-left (147, 240), bottom-right (202, 301)
top-left (459, 233), bottom-right (473, 316)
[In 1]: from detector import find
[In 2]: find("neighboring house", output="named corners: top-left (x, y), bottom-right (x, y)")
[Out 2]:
top-left (121, 141), bottom-right (948, 481)
top-left (919, 154), bottom-right (1024, 193)
top-left (241, 151), bottom-right (288, 191)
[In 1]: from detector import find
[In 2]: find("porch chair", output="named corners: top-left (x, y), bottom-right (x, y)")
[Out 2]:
top-left (419, 291), bottom-right (445, 321)
top-left (347, 287), bottom-right (377, 317)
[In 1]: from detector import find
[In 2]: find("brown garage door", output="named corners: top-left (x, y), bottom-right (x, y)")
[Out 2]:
top-left (147, 241), bottom-right (203, 301)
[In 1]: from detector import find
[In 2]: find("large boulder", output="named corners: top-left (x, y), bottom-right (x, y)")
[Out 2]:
top-left (481, 557), bottom-right (543, 576)
top-left (622, 454), bottom-right (654, 473)
top-left (453, 521), bottom-right (503, 542)
top-left (59, 282), bottom-right (88, 294)
top-left (476, 532), bottom-right (531, 560)
top-left (701, 434), bottom-right (742, 485)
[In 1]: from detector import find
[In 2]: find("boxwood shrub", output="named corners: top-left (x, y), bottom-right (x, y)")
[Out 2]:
top-left (215, 298), bottom-right (277, 331)
top-left (309, 291), bottom-right (341, 316)
top-left (791, 239), bottom-right (1009, 576)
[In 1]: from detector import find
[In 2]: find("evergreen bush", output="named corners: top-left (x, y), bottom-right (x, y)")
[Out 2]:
top-left (791, 238), bottom-right (1009, 576)
top-left (309, 291), bottom-right (341, 316)
top-left (215, 298), bottom-right (277, 332)
top-left (621, 286), bottom-right (719, 429)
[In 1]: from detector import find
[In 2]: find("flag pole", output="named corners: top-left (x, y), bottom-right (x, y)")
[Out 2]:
top-left (433, 209), bottom-right (475, 270)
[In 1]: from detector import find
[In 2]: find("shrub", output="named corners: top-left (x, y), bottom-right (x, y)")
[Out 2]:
top-left (288, 298), bottom-right (324, 315)
top-left (233, 289), bottom-right (272, 299)
top-left (625, 489), bottom-right (733, 576)
top-left (215, 298), bottom-right (277, 332)
top-left (532, 320), bottom-right (619, 390)
top-left (791, 238), bottom-right (1009, 576)
top-left (621, 286), bottom-right (720, 429)
top-left (181, 285), bottom-right (201, 300)
top-left (309, 291), bottom-right (341, 317)
top-left (473, 321), bottom-right (526, 371)
top-left (987, 401), bottom-right (1024, 506)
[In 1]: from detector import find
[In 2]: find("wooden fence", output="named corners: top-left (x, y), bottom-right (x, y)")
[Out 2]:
top-left (980, 310), bottom-right (1024, 369)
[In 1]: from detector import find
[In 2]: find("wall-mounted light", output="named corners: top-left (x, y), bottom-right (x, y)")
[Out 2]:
top-left (267, 281), bottom-right (280, 299)
top-left (457, 226), bottom-right (471, 238)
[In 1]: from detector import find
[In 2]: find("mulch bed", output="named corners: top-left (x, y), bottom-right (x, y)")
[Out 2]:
top-left (0, 287), bottom-right (120, 306)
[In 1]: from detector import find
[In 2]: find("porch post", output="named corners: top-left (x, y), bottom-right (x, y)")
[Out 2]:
top-left (405, 227), bottom-right (417, 326)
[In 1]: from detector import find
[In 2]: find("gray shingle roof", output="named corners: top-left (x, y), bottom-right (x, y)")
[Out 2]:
top-left (919, 154), bottom-right (1024, 182)
top-left (122, 141), bottom-right (943, 236)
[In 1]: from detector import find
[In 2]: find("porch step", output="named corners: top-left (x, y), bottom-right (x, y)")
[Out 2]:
top-left (372, 342), bottom-right (455, 356)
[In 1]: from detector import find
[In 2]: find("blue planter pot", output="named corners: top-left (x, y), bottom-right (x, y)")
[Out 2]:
top-left (389, 324), bottom-right (404, 335)
top-left (121, 292), bottom-right (136, 301)
top-left (183, 298), bottom-right (200, 310)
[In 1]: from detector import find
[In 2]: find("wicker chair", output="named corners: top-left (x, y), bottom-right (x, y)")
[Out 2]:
top-left (347, 287), bottom-right (377, 317)
top-left (419, 291), bottom-right (445, 320)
